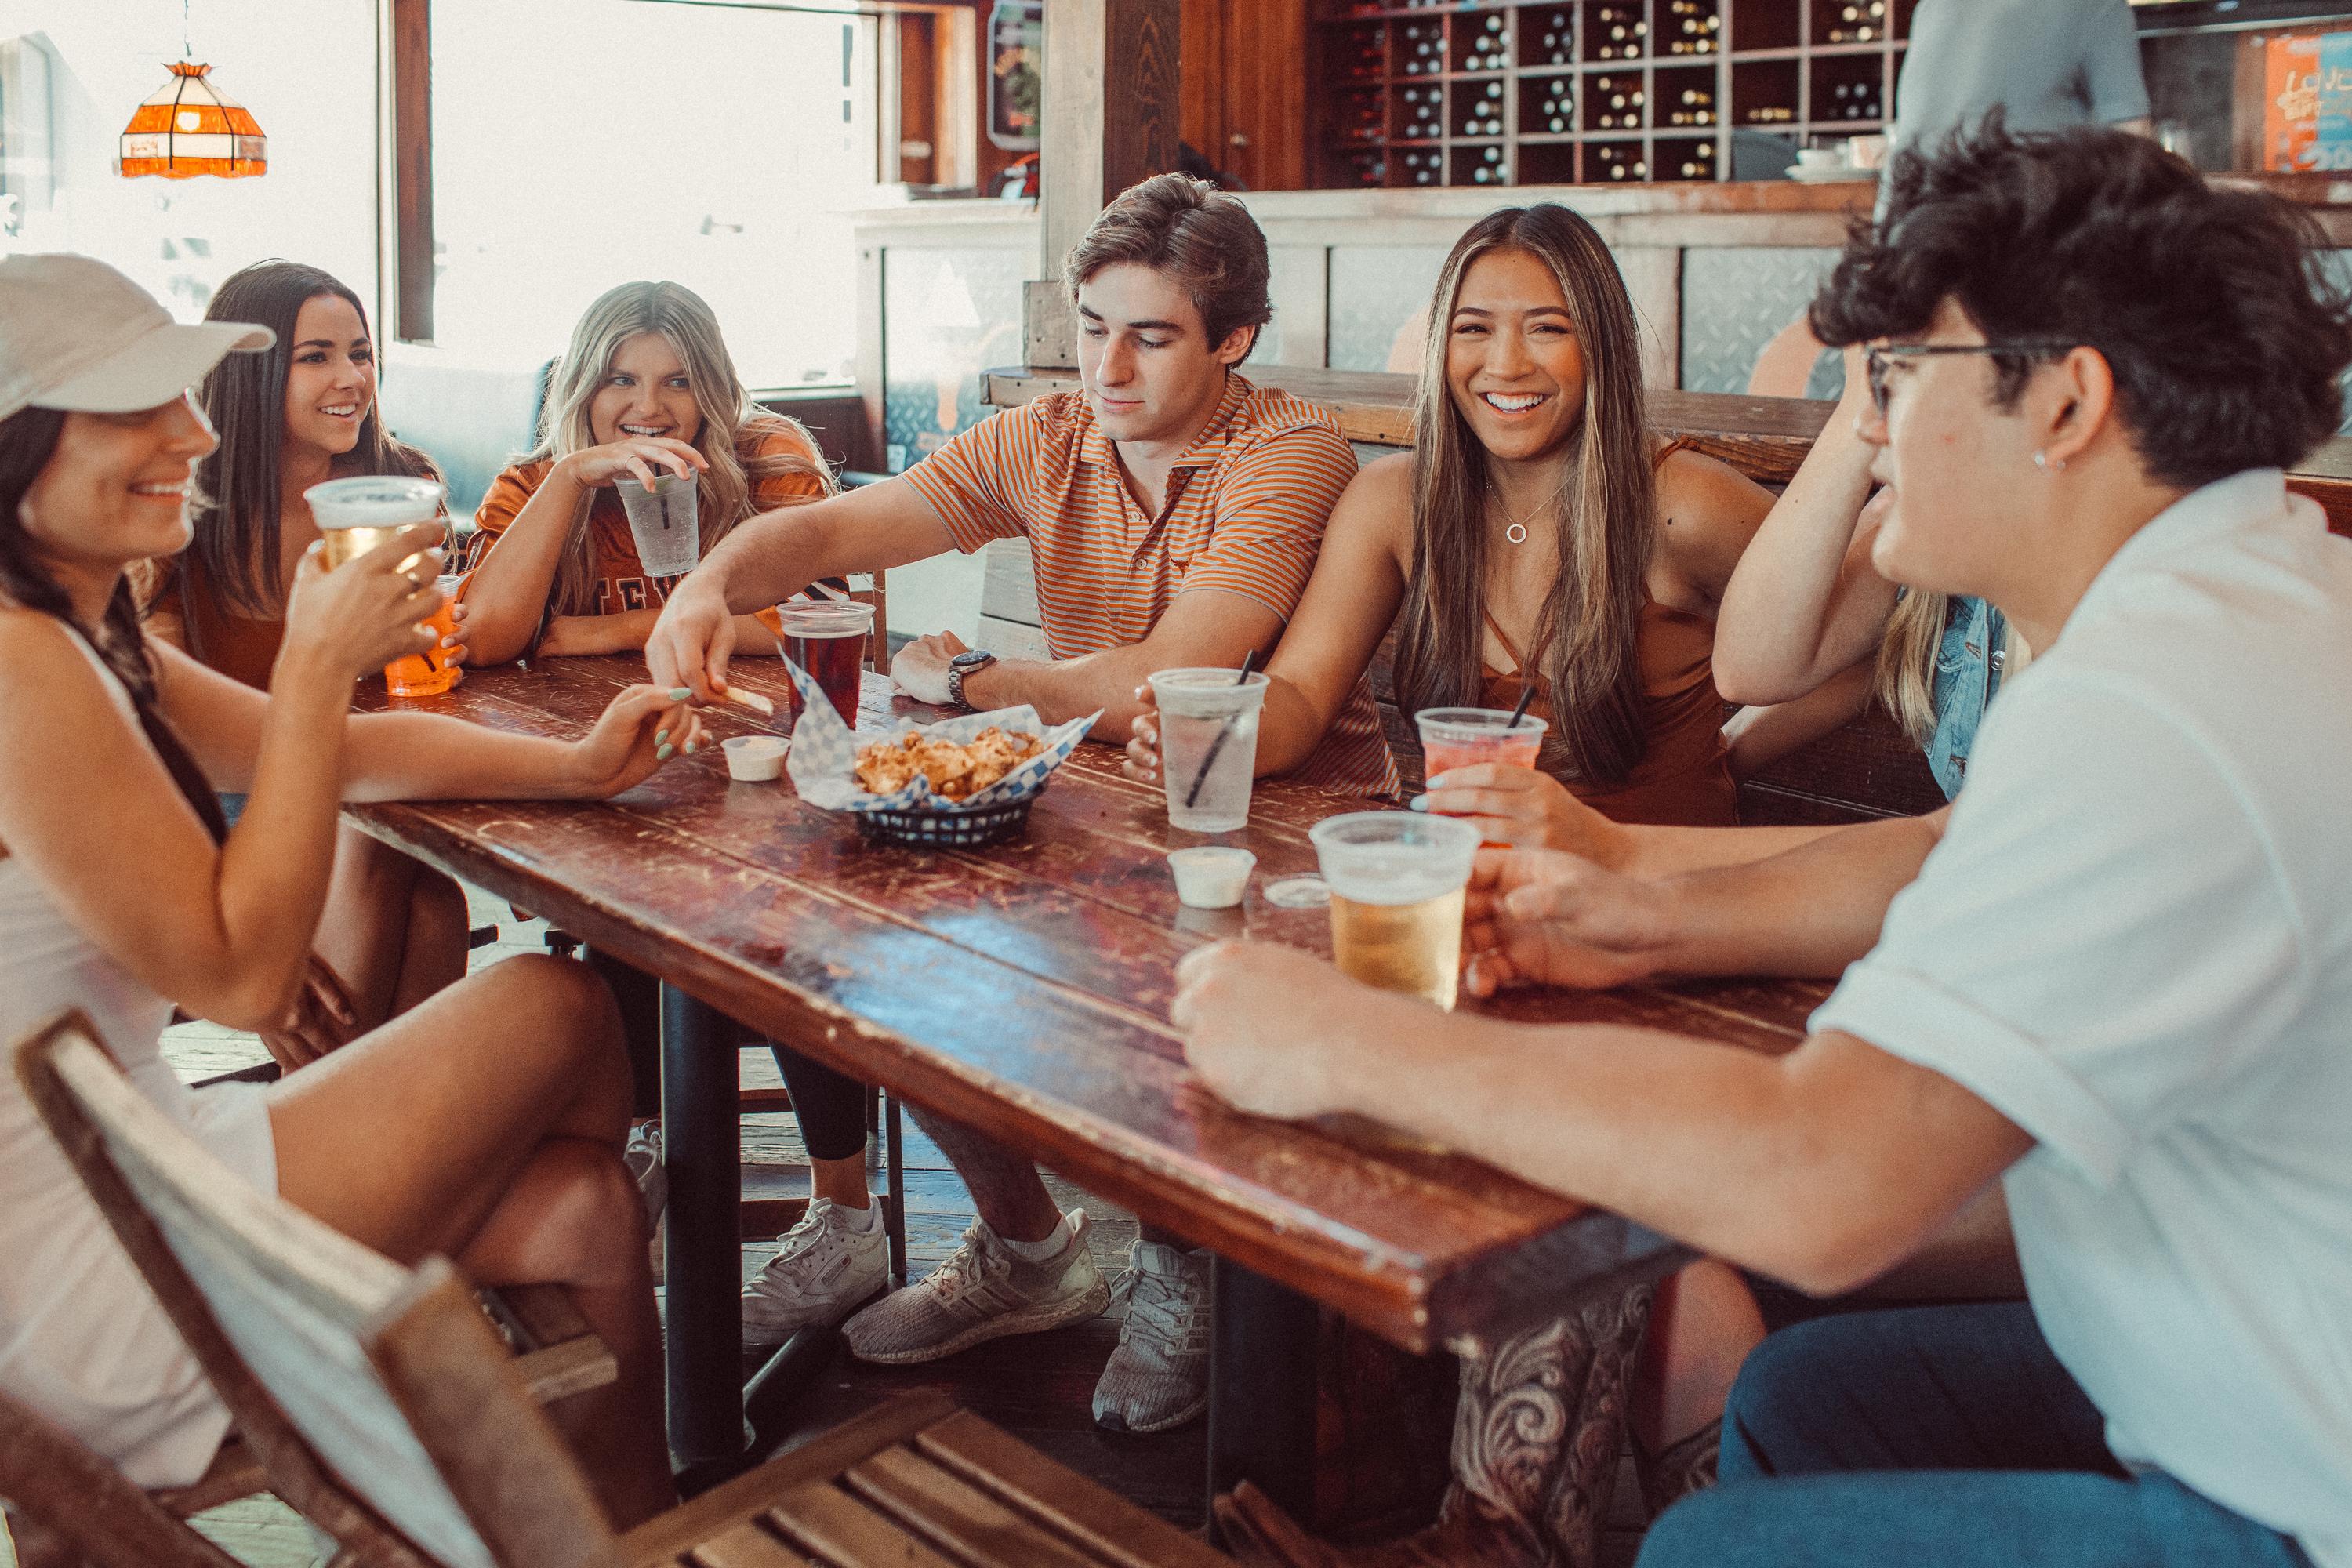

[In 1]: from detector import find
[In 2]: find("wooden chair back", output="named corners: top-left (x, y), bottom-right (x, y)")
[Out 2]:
top-left (13, 1015), bottom-right (611, 1568)
top-left (0, 1388), bottom-right (248, 1568)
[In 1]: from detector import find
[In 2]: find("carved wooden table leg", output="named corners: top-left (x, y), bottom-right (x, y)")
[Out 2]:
top-left (1208, 1255), bottom-right (1320, 1541)
top-left (661, 982), bottom-right (745, 1483)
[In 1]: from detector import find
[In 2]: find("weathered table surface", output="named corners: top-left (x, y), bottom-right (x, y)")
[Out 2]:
top-left (350, 655), bottom-right (1824, 1359)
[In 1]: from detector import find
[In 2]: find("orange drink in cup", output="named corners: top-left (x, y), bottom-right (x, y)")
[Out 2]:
top-left (306, 476), bottom-right (461, 698)
top-left (1416, 706), bottom-right (1548, 847)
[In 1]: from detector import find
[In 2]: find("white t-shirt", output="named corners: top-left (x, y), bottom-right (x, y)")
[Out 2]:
top-left (1813, 469), bottom-right (2352, 1568)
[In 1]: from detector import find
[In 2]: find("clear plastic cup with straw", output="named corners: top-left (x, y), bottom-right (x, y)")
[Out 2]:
top-left (1149, 667), bottom-right (1270, 833)
top-left (614, 470), bottom-right (700, 578)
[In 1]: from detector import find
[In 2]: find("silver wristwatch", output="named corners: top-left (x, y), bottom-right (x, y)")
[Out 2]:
top-left (946, 648), bottom-right (998, 710)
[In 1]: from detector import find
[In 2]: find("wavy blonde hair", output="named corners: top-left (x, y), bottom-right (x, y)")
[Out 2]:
top-left (528, 281), bottom-right (833, 616)
top-left (1877, 590), bottom-right (2031, 745)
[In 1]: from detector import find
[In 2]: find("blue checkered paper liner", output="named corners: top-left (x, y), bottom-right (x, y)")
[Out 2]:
top-left (780, 657), bottom-right (1098, 813)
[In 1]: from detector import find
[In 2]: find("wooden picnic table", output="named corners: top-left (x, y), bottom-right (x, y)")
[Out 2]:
top-left (348, 655), bottom-right (1825, 1512)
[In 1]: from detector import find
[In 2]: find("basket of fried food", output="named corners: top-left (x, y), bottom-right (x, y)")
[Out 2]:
top-left (778, 657), bottom-right (1098, 848)
top-left (851, 728), bottom-right (1048, 847)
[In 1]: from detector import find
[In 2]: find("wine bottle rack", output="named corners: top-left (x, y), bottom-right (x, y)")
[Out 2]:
top-left (1311, 0), bottom-right (1920, 188)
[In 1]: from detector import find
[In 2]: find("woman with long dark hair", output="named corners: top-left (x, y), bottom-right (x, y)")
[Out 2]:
top-left (1122, 205), bottom-right (1861, 1566)
top-left (143, 260), bottom-right (470, 1065)
top-left (0, 254), bottom-right (698, 1524)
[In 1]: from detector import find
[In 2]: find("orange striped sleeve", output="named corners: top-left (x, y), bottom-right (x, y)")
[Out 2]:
top-left (1177, 419), bottom-right (1357, 622)
top-left (899, 403), bottom-right (1045, 554)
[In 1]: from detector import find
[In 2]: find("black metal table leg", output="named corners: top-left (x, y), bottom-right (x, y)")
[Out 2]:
top-left (1207, 1254), bottom-right (1320, 1540)
top-left (660, 982), bottom-right (743, 1475)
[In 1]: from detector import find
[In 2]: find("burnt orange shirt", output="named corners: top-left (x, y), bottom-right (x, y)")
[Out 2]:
top-left (463, 418), bottom-right (828, 616)
top-left (900, 375), bottom-right (1399, 797)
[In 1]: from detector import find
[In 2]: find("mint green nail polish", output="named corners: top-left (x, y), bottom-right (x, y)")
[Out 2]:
top-left (669, 688), bottom-right (692, 700)
top-left (656, 743), bottom-right (674, 761)
top-left (684, 739), bottom-right (699, 755)
top-left (655, 728), bottom-right (670, 747)
top-left (1407, 795), bottom-right (1430, 812)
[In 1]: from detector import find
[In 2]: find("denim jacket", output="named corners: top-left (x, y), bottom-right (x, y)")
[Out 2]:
top-left (1923, 594), bottom-right (2005, 798)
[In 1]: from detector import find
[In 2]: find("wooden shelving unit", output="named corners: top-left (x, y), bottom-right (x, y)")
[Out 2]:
top-left (1312, 0), bottom-right (1917, 188)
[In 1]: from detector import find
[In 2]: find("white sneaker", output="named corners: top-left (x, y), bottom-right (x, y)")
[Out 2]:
top-left (623, 1120), bottom-right (665, 1285)
top-left (844, 1210), bottom-right (1108, 1366)
top-left (742, 1198), bottom-right (890, 1351)
top-left (1093, 1241), bottom-right (1211, 1433)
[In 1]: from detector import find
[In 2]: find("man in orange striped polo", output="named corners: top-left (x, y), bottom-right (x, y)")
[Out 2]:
top-left (649, 172), bottom-right (1393, 1434)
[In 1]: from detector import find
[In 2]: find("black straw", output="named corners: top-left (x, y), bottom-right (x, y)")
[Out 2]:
top-left (1506, 686), bottom-right (1537, 730)
top-left (1183, 649), bottom-right (1262, 810)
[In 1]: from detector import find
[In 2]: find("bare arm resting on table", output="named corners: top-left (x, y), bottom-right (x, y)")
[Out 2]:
top-left (1461, 805), bottom-right (1948, 993)
top-left (946, 586), bottom-right (1287, 741)
top-left (1174, 938), bottom-right (2028, 1298)
top-left (646, 476), bottom-right (954, 702)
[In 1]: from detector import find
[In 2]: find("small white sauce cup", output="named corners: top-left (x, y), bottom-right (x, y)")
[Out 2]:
top-left (1167, 846), bottom-right (1256, 909)
top-left (722, 735), bottom-right (789, 782)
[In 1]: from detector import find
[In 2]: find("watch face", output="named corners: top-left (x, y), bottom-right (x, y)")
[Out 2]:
top-left (951, 650), bottom-right (996, 670)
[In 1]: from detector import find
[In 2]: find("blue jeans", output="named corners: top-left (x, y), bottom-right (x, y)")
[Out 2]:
top-left (1638, 1304), bottom-right (2312, 1568)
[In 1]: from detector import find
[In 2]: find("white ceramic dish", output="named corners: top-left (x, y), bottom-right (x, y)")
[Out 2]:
top-left (723, 735), bottom-right (789, 782)
top-left (1167, 846), bottom-right (1257, 910)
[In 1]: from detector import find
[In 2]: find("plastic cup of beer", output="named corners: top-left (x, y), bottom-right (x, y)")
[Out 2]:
top-left (305, 476), bottom-right (459, 698)
top-left (1149, 667), bottom-right (1271, 834)
top-left (614, 470), bottom-right (701, 578)
top-left (771, 600), bottom-right (873, 730)
top-left (1417, 706), bottom-right (1548, 846)
top-left (1308, 811), bottom-right (1482, 1011)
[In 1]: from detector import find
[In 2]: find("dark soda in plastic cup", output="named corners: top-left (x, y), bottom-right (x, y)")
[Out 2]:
top-left (770, 601), bottom-right (873, 729)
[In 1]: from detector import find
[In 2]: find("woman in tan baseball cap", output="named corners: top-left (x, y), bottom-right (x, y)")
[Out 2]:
top-left (0, 255), bottom-right (691, 1525)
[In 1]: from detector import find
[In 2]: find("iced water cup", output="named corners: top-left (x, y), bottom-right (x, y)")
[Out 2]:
top-left (1308, 811), bottom-right (1482, 1011)
top-left (770, 600), bottom-right (873, 729)
top-left (1417, 706), bottom-right (1548, 846)
top-left (305, 476), bottom-right (460, 699)
top-left (614, 470), bottom-right (701, 578)
top-left (1149, 667), bottom-right (1271, 834)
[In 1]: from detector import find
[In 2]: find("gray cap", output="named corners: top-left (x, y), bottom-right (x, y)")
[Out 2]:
top-left (0, 252), bottom-right (272, 422)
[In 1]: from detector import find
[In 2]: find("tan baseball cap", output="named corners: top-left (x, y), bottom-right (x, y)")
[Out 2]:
top-left (0, 252), bottom-right (273, 422)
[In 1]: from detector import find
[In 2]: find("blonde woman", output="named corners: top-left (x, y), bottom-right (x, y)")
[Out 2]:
top-left (1711, 347), bottom-right (2020, 797)
top-left (461, 280), bottom-right (837, 664)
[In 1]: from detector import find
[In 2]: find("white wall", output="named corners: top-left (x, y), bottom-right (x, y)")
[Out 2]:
top-left (0, 0), bottom-right (379, 318)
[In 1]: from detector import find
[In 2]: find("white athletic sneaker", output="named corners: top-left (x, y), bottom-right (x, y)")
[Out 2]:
top-left (741, 1198), bottom-right (891, 1351)
top-left (1092, 1241), bottom-right (1212, 1433)
top-left (843, 1210), bottom-right (1108, 1366)
top-left (624, 1120), bottom-right (665, 1283)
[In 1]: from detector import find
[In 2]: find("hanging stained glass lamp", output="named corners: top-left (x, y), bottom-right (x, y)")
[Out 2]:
top-left (118, 61), bottom-right (266, 179)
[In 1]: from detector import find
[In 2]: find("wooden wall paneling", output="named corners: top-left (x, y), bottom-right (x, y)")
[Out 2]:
top-left (390, 0), bottom-right (434, 343)
top-left (856, 240), bottom-right (887, 468)
top-left (936, 5), bottom-right (979, 189)
top-left (1181, 0), bottom-right (1225, 173)
top-left (897, 12), bottom-right (941, 185)
top-left (1215, 0), bottom-right (1311, 192)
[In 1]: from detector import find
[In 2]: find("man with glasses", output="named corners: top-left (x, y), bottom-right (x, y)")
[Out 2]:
top-left (1180, 124), bottom-right (2352, 1568)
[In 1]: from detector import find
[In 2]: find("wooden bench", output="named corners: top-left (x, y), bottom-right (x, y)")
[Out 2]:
top-left (14, 1013), bottom-right (1228, 1568)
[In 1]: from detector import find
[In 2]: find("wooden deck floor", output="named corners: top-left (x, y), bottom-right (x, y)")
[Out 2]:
top-left (5, 885), bottom-right (1646, 1567)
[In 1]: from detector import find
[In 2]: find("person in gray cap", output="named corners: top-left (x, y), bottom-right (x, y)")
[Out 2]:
top-left (0, 253), bottom-right (695, 1526)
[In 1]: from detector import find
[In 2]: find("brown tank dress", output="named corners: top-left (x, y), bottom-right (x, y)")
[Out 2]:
top-left (1470, 439), bottom-right (1740, 827)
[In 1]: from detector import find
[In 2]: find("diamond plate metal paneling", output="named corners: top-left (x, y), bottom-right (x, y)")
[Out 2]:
top-left (882, 247), bottom-right (1029, 471)
top-left (1328, 246), bottom-right (1453, 373)
top-left (1680, 247), bottom-right (1843, 397)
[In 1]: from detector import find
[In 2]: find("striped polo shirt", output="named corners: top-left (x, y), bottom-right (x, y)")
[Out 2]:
top-left (901, 373), bottom-right (1400, 796)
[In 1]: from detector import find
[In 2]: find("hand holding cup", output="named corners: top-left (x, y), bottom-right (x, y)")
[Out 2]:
top-left (280, 522), bottom-right (448, 684)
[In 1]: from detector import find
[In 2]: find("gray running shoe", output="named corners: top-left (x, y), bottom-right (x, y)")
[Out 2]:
top-left (1092, 1241), bottom-right (1211, 1433)
top-left (843, 1209), bottom-right (1108, 1366)
top-left (742, 1198), bottom-right (890, 1350)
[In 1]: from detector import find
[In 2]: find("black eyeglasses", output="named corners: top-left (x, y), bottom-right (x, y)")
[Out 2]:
top-left (1864, 342), bottom-right (2075, 415)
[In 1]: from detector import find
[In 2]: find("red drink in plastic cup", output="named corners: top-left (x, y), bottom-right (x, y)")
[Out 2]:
top-left (770, 601), bottom-right (873, 729)
top-left (1416, 706), bottom-right (1548, 847)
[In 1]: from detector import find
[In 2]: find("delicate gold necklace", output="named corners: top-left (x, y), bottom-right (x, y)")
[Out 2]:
top-left (1497, 491), bottom-right (1551, 546)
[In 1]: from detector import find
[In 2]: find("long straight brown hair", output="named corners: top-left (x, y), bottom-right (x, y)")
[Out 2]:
top-left (1392, 205), bottom-right (1656, 786)
top-left (183, 261), bottom-right (437, 620)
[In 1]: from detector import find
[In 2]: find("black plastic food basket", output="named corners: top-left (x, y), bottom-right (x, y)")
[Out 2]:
top-left (855, 795), bottom-right (1036, 848)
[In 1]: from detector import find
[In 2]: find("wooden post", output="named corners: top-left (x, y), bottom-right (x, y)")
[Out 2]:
top-left (1025, 0), bottom-right (1181, 368)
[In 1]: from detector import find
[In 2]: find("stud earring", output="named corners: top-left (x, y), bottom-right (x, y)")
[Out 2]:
top-left (2032, 449), bottom-right (2066, 474)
